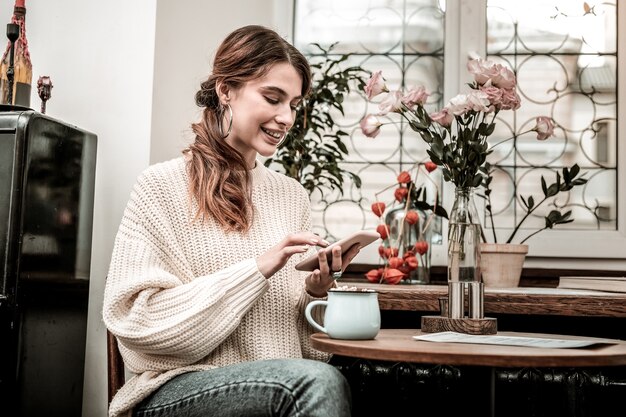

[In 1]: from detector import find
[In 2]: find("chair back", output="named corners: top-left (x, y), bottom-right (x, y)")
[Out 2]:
top-left (107, 330), bottom-right (125, 405)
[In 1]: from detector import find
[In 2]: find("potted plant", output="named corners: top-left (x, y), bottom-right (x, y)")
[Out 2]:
top-left (359, 58), bottom-right (588, 287)
top-left (265, 43), bottom-right (369, 196)
top-left (477, 161), bottom-right (586, 287)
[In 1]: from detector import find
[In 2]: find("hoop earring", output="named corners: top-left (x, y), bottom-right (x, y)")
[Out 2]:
top-left (218, 104), bottom-right (233, 139)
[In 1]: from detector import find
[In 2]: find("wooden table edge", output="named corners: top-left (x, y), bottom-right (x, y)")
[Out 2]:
top-left (311, 329), bottom-right (626, 368)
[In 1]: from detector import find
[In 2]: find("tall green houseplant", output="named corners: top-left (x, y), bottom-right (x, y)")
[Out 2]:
top-left (265, 43), bottom-right (369, 195)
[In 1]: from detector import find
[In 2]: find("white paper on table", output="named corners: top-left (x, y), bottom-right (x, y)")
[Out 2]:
top-left (413, 331), bottom-right (618, 349)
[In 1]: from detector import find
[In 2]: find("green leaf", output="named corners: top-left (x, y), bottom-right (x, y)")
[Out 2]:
top-left (485, 123), bottom-right (496, 136)
top-left (546, 184), bottom-right (559, 197)
top-left (520, 195), bottom-right (528, 208)
top-left (426, 150), bottom-right (443, 165)
top-left (420, 130), bottom-right (433, 144)
top-left (563, 166), bottom-right (571, 183)
top-left (434, 205), bottom-right (449, 219)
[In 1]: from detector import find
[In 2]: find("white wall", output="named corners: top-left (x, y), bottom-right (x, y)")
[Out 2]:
top-left (0, 0), bottom-right (279, 416)
top-left (0, 1), bottom-right (157, 416)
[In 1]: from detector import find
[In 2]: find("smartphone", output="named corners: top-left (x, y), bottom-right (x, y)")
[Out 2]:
top-left (294, 230), bottom-right (381, 271)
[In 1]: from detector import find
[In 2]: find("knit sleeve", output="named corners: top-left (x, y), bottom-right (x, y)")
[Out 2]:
top-left (292, 185), bottom-right (332, 361)
top-left (103, 173), bottom-right (269, 368)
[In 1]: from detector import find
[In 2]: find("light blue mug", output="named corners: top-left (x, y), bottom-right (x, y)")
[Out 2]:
top-left (305, 288), bottom-right (381, 340)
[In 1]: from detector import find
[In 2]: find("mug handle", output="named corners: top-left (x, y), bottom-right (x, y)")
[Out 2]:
top-left (305, 300), bottom-right (328, 334)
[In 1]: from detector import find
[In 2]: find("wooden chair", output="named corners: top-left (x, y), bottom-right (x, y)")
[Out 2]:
top-left (107, 330), bottom-right (125, 405)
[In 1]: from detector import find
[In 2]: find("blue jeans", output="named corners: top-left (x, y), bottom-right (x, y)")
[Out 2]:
top-left (133, 359), bottom-right (352, 417)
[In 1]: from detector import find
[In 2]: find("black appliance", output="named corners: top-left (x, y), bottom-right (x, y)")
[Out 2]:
top-left (0, 107), bottom-right (97, 417)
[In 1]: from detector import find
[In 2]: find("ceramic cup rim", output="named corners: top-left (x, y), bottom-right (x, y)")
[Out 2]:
top-left (328, 289), bottom-right (378, 294)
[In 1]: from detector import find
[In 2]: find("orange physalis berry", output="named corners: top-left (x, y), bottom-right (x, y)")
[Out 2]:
top-left (388, 256), bottom-right (404, 269)
top-left (405, 255), bottom-right (419, 270)
top-left (394, 187), bottom-right (408, 202)
top-left (425, 161), bottom-right (437, 173)
top-left (371, 201), bottom-right (386, 217)
top-left (414, 240), bottom-right (429, 255)
top-left (403, 250), bottom-right (415, 259)
top-left (382, 247), bottom-right (392, 259)
top-left (397, 171), bottom-right (411, 184)
top-left (405, 210), bottom-right (419, 225)
top-left (399, 265), bottom-right (411, 276)
top-left (378, 245), bottom-right (386, 257)
top-left (365, 269), bottom-right (382, 283)
top-left (376, 224), bottom-right (389, 240)
top-left (383, 268), bottom-right (404, 285)
top-left (388, 246), bottom-right (399, 258)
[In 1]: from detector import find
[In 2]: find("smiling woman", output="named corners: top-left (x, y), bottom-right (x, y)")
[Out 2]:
top-left (102, 25), bottom-right (359, 417)
top-left (219, 62), bottom-right (304, 162)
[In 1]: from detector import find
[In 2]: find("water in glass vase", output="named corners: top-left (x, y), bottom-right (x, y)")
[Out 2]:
top-left (385, 205), bottom-right (432, 284)
top-left (447, 222), bottom-right (481, 282)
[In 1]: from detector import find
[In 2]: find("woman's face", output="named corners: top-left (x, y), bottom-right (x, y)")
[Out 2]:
top-left (222, 62), bottom-right (303, 167)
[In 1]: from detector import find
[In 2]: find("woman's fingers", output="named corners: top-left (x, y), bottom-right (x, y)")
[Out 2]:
top-left (257, 231), bottom-right (331, 279)
top-left (317, 249), bottom-right (331, 276)
top-left (305, 242), bottom-right (362, 297)
top-left (330, 245), bottom-right (342, 273)
top-left (283, 232), bottom-right (329, 250)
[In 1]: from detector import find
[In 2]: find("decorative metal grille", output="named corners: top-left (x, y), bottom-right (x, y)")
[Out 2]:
top-left (484, 0), bottom-right (617, 242)
top-left (294, 0), bottom-right (446, 242)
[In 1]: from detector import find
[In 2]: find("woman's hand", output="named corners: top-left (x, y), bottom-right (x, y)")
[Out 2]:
top-left (305, 243), bottom-right (361, 298)
top-left (256, 232), bottom-right (328, 279)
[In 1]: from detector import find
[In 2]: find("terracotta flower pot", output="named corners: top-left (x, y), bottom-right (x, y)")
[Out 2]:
top-left (479, 243), bottom-right (528, 288)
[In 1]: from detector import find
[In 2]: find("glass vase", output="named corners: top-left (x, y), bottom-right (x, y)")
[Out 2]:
top-left (447, 187), bottom-right (481, 283)
top-left (385, 205), bottom-right (432, 284)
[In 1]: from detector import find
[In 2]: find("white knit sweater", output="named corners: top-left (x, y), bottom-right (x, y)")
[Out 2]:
top-left (103, 157), bottom-right (329, 417)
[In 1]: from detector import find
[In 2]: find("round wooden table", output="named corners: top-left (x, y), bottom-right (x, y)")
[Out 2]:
top-left (311, 329), bottom-right (626, 416)
top-left (311, 329), bottom-right (626, 367)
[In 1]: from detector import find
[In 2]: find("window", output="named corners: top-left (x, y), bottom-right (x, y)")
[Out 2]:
top-left (289, 0), bottom-right (625, 266)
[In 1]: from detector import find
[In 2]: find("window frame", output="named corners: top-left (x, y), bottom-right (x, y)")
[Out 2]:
top-left (282, 0), bottom-right (626, 269)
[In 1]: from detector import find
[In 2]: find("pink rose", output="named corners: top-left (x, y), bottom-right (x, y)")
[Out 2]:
top-left (364, 70), bottom-right (387, 100)
top-left (446, 93), bottom-right (471, 116)
top-left (466, 90), bottom-right (493, 113)
top-left (499, 89), bottom-right (521, 110)
top-left (360, 114), bottom-right (382, 138)
top-left (534, 116), bottom-right (555, 140)
top-left (467, 58), bottom-right (517, 89)
top-left (495, 66), bottom-right (516, 89)
top-left (480, 86), bottom-right (503, 108)
top-left (467, 58), bottom-right (501, 86)
top-left (429, 108), bottom-right (454, 127)
top-left (446, 91), bottom-right (491, 116)
top-left (402, 86), bottom-right (429, 109)
top-left (378, 90), bottom-right (403, 115)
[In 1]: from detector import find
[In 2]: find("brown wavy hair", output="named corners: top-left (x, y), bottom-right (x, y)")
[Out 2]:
top-left (186, 25), bottom-right (311, 233)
